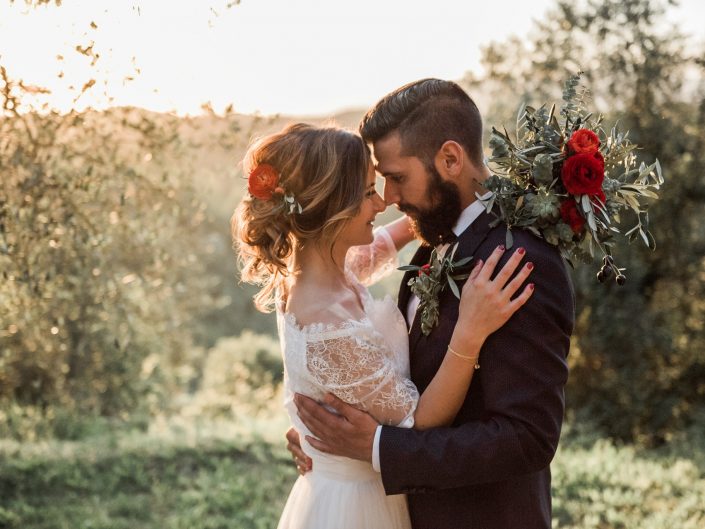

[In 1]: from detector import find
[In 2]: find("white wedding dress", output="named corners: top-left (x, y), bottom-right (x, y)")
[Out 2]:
top-left (276, 228), bottom-right (416, 529)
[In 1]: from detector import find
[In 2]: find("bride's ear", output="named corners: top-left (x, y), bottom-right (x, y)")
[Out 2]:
top-left (434, 140), bottom-right (464, 181)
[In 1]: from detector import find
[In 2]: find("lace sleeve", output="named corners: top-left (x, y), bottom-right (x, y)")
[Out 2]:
top-left (345, 227), bottom-right (398, 286)
top-left (305, 327), bottom-right (418, 427)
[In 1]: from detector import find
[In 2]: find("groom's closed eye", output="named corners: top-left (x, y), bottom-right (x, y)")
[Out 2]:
top-left (385, 174), bottom-right (404, 184)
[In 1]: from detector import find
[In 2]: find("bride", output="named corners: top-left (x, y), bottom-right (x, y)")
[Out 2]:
top-left (233, 123), bottom-right (534, 529)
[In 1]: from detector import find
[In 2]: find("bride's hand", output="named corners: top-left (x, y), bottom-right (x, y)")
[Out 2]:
top-left (456, 245), bottom-right (534, 343)
top-left (285, 427), bottom-right (312, 475)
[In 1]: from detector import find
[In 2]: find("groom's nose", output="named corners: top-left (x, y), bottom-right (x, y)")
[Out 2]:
top-left (383, 183), bottom-right (399, 206)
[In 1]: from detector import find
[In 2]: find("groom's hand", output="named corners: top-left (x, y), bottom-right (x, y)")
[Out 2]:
top-left (294, 393), bottom-right (378, 463)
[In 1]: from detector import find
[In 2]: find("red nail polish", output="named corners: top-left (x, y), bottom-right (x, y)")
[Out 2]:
top-left (529, 283), bottom-right (535, 290)
top-left (498, 245), bottom-right (505, 251)
top-left (518, 247), bottom-right (526, 255)
top-left (527, 262), bottom-right (534, 270)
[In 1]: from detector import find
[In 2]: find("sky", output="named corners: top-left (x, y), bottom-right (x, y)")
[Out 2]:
top-left (0, 0), bottom-right (703, 116)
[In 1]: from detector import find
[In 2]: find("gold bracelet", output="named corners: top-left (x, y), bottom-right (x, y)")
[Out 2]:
top-left (447, 345), bottom-right (480, 370)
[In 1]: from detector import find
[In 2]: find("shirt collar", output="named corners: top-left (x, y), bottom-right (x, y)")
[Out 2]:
top-left (452, 191), bottom-right (493, 237)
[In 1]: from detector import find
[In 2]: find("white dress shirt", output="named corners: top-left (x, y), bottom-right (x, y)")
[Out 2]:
top-left (372, 193), bottom-right (491, 472)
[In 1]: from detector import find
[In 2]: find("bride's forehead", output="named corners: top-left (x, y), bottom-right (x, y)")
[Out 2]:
top-left (365, 163), bottom-right (376, 183)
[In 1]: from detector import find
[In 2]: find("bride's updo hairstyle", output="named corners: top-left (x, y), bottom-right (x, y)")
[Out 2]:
top-left (233, 123), bottom-right (371, 312)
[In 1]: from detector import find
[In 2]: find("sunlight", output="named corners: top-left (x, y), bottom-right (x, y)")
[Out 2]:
top-left (0, 0), bottom-right (703, 115)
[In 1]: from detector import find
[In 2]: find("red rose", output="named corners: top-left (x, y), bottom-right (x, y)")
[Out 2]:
top-left (418, 263), bottom-right (431, 276)
top-left (560, 199), bottom-right (585, 234)
top-left (248, 164), bottom-right (279, 200)
top-left (561, 152), bottom-right (605, 195)
top-left (567, 129), bottom-right (600, 154)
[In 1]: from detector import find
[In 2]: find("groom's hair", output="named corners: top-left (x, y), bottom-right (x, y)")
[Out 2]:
top-left (359, 78), bottom-right (484, 168)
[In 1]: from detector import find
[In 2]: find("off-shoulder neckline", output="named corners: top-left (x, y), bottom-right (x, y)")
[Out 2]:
top-left (280, 310), bottom-right (373, 338)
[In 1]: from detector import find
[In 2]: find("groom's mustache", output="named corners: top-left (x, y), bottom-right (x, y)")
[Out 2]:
top-left (398, 203), bottom-right (423, 217)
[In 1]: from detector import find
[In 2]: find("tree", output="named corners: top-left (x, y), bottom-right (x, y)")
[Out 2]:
top-left (466, 0), bottom-right (705, 443)
top-left (0, 67), bottom-right (210, 431)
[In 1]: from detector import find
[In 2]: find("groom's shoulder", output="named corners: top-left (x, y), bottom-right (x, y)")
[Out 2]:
top-left (481, 223), bottom-right (556, 258)
top-left (483, 225), bottom-right (572, 287)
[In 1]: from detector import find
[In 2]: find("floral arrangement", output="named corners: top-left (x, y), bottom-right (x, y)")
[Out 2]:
top-left (482, 74), bottom-right (663, 284)
top-left (247, 163), bottom-right (302, 214)
top-left (399, 243), bottom-right (473, 336)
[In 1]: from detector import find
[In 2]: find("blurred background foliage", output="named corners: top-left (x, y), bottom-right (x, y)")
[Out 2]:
top-left (1, 0), bottom-right (704, 527)
top-left (463, 0), bottom-right (705, 443)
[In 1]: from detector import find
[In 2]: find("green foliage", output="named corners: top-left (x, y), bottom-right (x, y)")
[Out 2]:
top-left (0, 426), bottom-right (296, 529)
top-left (0, 67), bottom-right (210, 427)
top-left (552, 423), bottom-right (705, 528)
top-left (186, 331), bottom-right (284, 419)
top-left (485, 74), bottom-right (663, 275)
top-left (468, 0), bottom-right (705, 444)
top-left (0, 417), bottom-right (703, 529)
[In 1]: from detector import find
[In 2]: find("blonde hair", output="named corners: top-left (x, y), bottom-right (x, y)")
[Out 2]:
top-left (232, 123), bottom-right (370, 312)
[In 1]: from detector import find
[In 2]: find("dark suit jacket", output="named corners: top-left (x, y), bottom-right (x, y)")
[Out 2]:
top-left (380, 211), bottom-right (575, 529)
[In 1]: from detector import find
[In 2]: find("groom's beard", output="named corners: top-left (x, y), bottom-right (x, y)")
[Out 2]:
top-left (400, 166), bottom-right (462, 247)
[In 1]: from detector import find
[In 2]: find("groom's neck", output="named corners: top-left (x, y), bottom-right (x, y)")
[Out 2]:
top-left (457, 164), bottom-right (491, 209)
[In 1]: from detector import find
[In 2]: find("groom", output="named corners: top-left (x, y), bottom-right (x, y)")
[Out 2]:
top-left (289, 79), bottom-right (575, 528)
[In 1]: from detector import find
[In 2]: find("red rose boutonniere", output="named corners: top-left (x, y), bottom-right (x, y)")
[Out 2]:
top-left (399, 243), bottom-right (473, 336)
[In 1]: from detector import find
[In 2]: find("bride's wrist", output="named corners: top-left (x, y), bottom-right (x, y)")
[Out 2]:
top-left (445, 342), bottom-right (482, 370)
top-left (448, 333), bottom-right (484, 360)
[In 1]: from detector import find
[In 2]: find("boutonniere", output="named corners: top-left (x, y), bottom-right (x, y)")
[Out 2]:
top-left (398, 242), bottom-right (474, 336)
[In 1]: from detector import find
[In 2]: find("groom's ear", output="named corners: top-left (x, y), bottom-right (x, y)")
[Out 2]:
top-left (434, 140), bottom-right (464, 180)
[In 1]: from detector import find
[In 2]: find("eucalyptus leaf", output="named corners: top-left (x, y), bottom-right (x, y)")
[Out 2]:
top-left (506, 229), bottom-right (514, 249)
top-left (532, 153), bottom-right (554, 185)
top-left (587, 211), bottom-right (597, 231)
top-left (581, 194), bottom-right (591, 213)
top-left (453, 256), bottom-right (474, 267)
top-left (447, 276), bottom-right (460, 299)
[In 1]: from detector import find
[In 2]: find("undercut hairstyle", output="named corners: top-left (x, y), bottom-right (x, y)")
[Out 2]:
top-left (359, 78), bottom-right (484, 168)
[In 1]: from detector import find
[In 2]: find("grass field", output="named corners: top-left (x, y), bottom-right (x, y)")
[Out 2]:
top-left (1, 416), bottom-right (703, 529)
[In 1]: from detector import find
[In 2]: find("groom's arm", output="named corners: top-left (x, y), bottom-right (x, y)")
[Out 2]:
top-left (380, 231), bottom-right (574, 493)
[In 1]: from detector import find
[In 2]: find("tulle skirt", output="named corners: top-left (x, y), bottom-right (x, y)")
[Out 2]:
top-left (277, 456), bottom-right (411, 529)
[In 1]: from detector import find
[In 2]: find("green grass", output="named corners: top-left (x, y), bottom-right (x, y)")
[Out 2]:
top-left (0, 417), bottom-right (297, 529)
top-left (1, 417), bottom-right (703, 529)
top-left (551, 425), bottom-right (705, 528)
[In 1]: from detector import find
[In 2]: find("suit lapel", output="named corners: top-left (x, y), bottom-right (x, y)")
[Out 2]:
top-left (397, 244), bottom-right (432, 329)
top-left (455, 210), bottom-right (495, 264)
top-left (406, 210), bottom-right (496, 353)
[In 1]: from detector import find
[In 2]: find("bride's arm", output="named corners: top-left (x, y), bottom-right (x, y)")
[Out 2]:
top-left (305, 246), bottom-right (534, 431)
top-left (412, 245), bottom-right (534, 430)
top-left (344, 216), bottom-right (414, 286)
top-left (382, 215), bottom-right (415, 251)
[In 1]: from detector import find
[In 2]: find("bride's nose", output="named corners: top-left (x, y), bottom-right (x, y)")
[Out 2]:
top-left (373, 193), bottom-right (386, 212)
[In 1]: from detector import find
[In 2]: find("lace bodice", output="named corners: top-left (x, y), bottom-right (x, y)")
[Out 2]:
top-left (277, 228), bottom-right (418, 456)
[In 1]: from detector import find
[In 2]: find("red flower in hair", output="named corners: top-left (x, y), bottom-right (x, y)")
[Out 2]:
top-left (567, 129), bottom-right (600, 154)
top-left (248, 164), bottom-right (280, 200)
